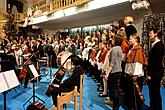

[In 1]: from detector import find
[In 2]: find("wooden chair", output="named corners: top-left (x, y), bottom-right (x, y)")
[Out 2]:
top-left (61, 74), bottom-right (84, 110)
top-left (79, 74), bottom-right (84, 110)
top-left (57, 86), bottom-right (78, 110)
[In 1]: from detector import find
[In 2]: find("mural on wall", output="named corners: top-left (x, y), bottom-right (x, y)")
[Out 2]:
top-left (142, 13), bottom-right (165, 57)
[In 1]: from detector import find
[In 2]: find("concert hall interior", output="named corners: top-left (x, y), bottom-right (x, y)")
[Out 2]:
top-left (0, 0), bottom-right (165, 110)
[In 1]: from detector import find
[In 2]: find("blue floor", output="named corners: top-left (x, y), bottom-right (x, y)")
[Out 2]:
top-left (0, 67), bottom-right (165, 110)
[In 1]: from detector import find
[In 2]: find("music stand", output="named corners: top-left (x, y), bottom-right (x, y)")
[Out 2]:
top-left (0, 70), bottom-right (20, 110)
top-left (23, 64), bottom-right (45, 109)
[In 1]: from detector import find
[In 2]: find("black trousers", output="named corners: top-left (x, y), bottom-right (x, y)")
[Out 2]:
top-left (108, 72), bottom-right (123, 110)
top-left (123, 74), bottom-right (144, 110)
top-left (51, 86), bottom-right (75, 106)
top-left (147, 77), bottom-right (162, 110)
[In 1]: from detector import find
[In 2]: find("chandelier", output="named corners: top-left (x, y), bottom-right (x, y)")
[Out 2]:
top-left (130, 0), bottom-right (150, 10)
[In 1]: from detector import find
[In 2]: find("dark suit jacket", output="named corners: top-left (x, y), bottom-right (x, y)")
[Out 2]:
top-left (60, 65), bottom-right (84, 90)
top-left (148, 41), bottom-right (164, 79)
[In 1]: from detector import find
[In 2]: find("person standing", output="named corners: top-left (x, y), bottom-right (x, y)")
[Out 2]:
top-left (147, 28), bottom-right (164, 110)
top-left (124, 33), bottom-right (147, 110)
top-left (124, 16), bottom-right (137, 41)
top-left (105, 35), bottom-right (123, 110)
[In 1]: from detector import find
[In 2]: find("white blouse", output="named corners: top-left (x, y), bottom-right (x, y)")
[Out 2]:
top-left (125, 62), bottom-right (144, 77)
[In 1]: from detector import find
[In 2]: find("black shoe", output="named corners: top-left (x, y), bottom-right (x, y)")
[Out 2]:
top-left (98, 93), bottom-right (108, 97)
top-left (24, 85), bottom-right (27, 88)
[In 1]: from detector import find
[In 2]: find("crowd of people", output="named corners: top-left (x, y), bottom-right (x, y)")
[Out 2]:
top-left (0, 15), bottom-right (164, 110)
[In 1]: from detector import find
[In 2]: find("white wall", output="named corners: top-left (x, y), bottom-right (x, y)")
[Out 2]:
top-left (0, 0), bottom-right (7, 12)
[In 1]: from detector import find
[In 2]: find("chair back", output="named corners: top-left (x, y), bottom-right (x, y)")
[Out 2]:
top-left (79, 74), bottom-right (84, 110)
top-left (57, 86), bottom-right (78, 110)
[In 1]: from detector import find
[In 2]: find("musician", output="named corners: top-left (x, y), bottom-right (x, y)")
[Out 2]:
top-left (11, 40), bottom-right (22, 66)
top-left (29, 40), bottom-right (38, 66)
top-left (124, 33), bottom-right (147, 110)
top-left (51, 55), bottom-right (85, 107)
top-left (1, 38), bottom-right (10, 53)
top-left (147, 28), bottom-right (164, 110)
top-left (45, 40), bottom-right (57, 68)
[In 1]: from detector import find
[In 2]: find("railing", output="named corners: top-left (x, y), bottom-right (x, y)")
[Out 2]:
top-left (14, 0), bottom-right (91, 22)
top-left (0, 11), bottom-right (8, 22)
top-left (14, 13), bottom-right (27, 22)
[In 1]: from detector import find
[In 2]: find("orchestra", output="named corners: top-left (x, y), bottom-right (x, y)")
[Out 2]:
top-left (0, 17), bottom-right (164, 110)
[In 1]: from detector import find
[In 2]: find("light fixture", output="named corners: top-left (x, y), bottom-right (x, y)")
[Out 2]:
top-left (130, 0), bottom-right (150, 10)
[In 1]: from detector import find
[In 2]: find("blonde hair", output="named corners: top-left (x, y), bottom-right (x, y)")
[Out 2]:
top-left (130, 33), bottom-right (140, 43)
top-left (125, 16), bottom-right (134, 24)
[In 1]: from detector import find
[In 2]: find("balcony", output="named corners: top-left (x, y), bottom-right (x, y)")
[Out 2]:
top-left (14, 0), bottom-right (91, 22)
top-left (0, 11), bottom-right (8, 23)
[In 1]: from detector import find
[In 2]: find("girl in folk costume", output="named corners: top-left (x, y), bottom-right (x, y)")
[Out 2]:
top-left (91, 31), bottom-right (99, 45)
top-left (95, 42), bottom-right (108, 91)
top-left (124, 33), bottom-right (147, 110)
top-left (87, 45), bottom-right (99, 78)
top-left (89, 45), bottom-right (99, 66)
top-left (97, 42), bottom-right (108, 70)
top-left (99, 40), bottom-right (113, 97)
top-left (117, 29), bottom-right (130, 72)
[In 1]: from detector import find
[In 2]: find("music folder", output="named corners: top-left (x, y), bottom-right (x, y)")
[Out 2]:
top-left (0, 70), bottom-right (20, 93)
top-left (28, 64), bottom-right (39, 81)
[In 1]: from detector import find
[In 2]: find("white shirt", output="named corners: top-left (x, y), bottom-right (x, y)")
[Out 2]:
top-left (125, 62), bottom-right (144, 77)
top-left (151, 39), bottom-right (160, 48)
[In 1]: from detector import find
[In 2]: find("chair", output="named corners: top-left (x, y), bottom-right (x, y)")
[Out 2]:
top-left (61, 74), bottom-right (84, 110)
top-left (37, 56), bottom-right (48, 76)
top-left (79, 74), bottom-right (84, 110)
top-left (57, 86), bottom-right (78, 110)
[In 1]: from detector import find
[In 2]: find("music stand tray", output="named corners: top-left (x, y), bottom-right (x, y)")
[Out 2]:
top-left (23, 64), bottom-right (45, 109)
top-left (0, 70), bottom-right (20, 110)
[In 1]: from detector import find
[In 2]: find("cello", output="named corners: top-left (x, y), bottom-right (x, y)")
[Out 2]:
top-left (18, 54), bottom-right (34, 81)
top-left (45, 54), bottom-right (74, 97)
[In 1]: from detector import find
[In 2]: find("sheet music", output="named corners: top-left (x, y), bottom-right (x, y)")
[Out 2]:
top-left (0, 74), bottom-right (8, 92)
top-left (29, 64), bottom-right (39, 78)
top-left (0, 70), bottom-right (20, 93)
top-left (4, 70), bottom-right (20, 89)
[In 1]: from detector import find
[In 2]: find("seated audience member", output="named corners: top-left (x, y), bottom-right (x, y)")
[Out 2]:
top-left (50, 55), bottom-right (85, 107)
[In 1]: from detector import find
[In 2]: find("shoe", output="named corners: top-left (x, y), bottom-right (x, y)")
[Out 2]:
top-left (98, 93), bottom-right (108, 97)
top-left (50, 105), bottom-right (57, 110)
top-left (104, 97), bottom-right (110, 100)
top-left (104, 99), bottom-right (113, 106)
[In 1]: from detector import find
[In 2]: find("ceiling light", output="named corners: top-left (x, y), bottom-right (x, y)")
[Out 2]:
top-left (130, 0), bottom-right (150, 10)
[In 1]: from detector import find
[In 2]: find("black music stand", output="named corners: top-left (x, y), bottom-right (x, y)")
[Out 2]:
top-left (0, 70), bottom-right (20, 110)
top-left (23, 64), bottom-right (45, 109)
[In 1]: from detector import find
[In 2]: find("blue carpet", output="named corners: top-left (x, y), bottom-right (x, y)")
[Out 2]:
top-left (0, 68), bottom-right (165, 110)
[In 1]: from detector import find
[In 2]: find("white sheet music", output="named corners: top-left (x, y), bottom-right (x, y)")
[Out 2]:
top-left (0, 73), bottom-right (8, 92)
top-left (29, 64), bottom-right (39, 78)
top-left (0, 70), bottom-right (20, 93)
